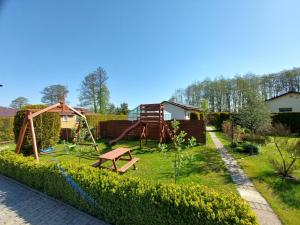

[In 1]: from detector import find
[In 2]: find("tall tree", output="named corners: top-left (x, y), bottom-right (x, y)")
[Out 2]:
top-left (41, 85), bottom-right (68, 104)
top-left (107, 103), bottom-right (116, 114)
top-left (235, 88), bottom-right (271, 134)
top-left (79, 66), bottom-right (109, 113)
top-left (10, 97), bottom-right (29, 109)
top-left (170, 67), bottom-right (300, 112)
top-left (116, 103), bottom-right (129, 115)
top-left (98, 85), bottom-right (110, 114)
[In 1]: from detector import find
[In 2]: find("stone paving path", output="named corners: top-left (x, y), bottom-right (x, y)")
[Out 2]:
top-left (207, 127), bottom-right (282, 225)
top-left (0, 175), bottom-right (108, 225)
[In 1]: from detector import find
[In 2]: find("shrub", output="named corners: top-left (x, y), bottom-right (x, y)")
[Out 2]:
top-left (207, 112), bottom-right (231, 130)
top-left (222, 120), bottom-right (245, 143)
top-left (272, 113), bottom-right (300, 134)
top-left (13, 105), bottom-right (61, 155)
top-left (0, 117), bottom-right (14, 142)
top-left (244, 134), bottom-right (267, 145)
top-left (269, 124), bottom-right (300, 178)
top-left (235, 146), bottom-right (245, 153)
top-left (86, 114), bottom-right (127, 128)
top-left (222, 120), bottom-right (232, 137)
top-left (240, 142), bottom-right (259, 154)
top-left (0, 151), bottom-right (258, 225)
top-left (232, 142), bottom-right (259, 155)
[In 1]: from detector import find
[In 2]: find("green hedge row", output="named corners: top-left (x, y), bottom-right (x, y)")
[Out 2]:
top-left (0, 117), bottom-right (14, 142)
top-left (272, 113), bottom-right (300, 134)
top-left (207, 112), bottom-right (231, 130)
top-left (13, 105), bottom-right (61, 154)
top-left (86, 114), bottom-right (127, 128)
top-left (0, 151), bottom-right (257, 225)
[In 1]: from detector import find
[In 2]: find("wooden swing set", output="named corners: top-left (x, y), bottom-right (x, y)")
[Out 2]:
top-left (15, 99), bottom-right (98, 161)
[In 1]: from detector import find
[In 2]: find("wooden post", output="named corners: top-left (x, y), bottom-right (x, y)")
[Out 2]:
top-left (145, 123), bottom-right (148, 144)
top-left (112, 159), bottom-right (118, 171)
top-left (28, 115), bottom-right (39, 161)
top-left (15, 116), bottom-right (29, 154)
top-left (84, 118), bottom-right (99, 152)
top-left (159, 104), bottom-right (163, 143)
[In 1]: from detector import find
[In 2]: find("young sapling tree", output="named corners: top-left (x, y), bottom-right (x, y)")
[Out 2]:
top-left (158, 119), bottom-right (197, 183)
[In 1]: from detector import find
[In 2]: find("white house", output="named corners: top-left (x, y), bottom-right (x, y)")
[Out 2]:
top-left (161, 101), bottom-right (202, 120)
top-left (128, 101), bottom-right (202, 121)
top-left (265, 91), bottom-right (300, 113)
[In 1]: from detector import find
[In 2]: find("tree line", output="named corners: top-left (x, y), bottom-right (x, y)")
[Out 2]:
top-left (171, 67), bottom-right (300, 112)
top-left (9, 66), bottom-right (129, 115)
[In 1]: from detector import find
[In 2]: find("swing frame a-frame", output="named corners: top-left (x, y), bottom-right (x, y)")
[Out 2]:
top-left (15, 99), bottom-right (99, 161)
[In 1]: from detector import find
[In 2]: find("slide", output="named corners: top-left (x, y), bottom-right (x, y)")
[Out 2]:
top-left (109, 120), bottom-right (142, 145)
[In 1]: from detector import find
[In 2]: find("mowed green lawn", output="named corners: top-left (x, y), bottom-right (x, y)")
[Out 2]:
top-left (216, 131), bottom-right (300, 225)
top-left (2, 134), bottom-right (237, 194)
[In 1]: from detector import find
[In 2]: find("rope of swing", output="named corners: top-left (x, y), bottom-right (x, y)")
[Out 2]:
top-left (40, 114), bottom-right (44, 150)
top-left (56, 163), bottom-right (95, 205)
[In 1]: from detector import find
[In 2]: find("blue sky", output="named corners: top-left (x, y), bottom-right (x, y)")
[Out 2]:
top-left (1, 0), bottom-right (300, 109)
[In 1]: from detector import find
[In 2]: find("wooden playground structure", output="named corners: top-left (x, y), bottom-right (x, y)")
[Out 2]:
top-left (109, 104), bottom-right (173, 145)
top-left (15, 99), bottom-right (98, 161)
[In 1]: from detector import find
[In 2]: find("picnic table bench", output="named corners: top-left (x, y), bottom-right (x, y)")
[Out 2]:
top-left (92, 147), bottom-right (139, 173)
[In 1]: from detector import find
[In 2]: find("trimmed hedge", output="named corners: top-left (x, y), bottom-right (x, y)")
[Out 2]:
top-left (13, 105), bottom-right (61, 154)
top-left (0, 117), bottom-right (14, 142)
top-left (272, 113), bottom-right (300, 134)
top-left (207, 112), bottom-right (231, 130)
top-left (86, 114), bottom-right (127, 128)
top-left (0, 151), bottom-right (257, 225)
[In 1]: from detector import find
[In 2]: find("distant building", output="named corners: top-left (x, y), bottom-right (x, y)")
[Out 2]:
top-left (161, 101), bottom-right (202, 120)
top-left (0, 106), bottom-right (17, 117)
top-left (265, 91), bottom-right (300, 113)
top-left (128, 101), bottom-right (202, 121)
top-left (60, 107), bottom-right (92, 129)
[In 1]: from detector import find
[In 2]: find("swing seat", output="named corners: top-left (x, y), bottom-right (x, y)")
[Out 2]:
top-left (68, 144), bottom-right (76, 149)
top-left (40, 147), bottom-right (54, 154)
top-left (64, 144), bottom-right (76, 153)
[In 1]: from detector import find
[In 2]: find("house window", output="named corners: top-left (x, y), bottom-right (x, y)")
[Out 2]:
top-left (76, 116), bottom-right (81, 123)
top-left (62, 115), bottom-right (68, 122)
top-left (279, 108), bottom-right (292, 112)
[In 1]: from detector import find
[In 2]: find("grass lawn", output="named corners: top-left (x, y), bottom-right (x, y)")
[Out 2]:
top-left (1, 134), bottom-right (237, 194)
top-left (215, 131), bottom-right (300, 225)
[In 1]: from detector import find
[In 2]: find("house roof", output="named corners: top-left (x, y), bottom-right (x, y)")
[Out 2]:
top-left (59, 107), bottom-right (92, 116)
top-left (0, 106), bottom-right (17, 117)
top-left (161, 101), bottom-right (202, 112)
top-left (74, 107), bottom-right (91, 113)
top-left (265, 91), bottom-right (300, 102)
top-left (60, 112), bottom-right (74, 116)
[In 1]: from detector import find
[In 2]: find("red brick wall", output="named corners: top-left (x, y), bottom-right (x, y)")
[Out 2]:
top-left (98, 120), bottom-right (206, 144)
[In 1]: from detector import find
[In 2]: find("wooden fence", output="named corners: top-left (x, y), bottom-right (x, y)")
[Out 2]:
top-left (98, 120), bottom-right (206, 144)
top-left (60, 128), bottom-right (73, 142)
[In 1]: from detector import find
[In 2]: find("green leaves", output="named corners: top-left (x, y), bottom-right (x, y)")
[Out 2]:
top-left (0, 151), bottom-right (258, 225)
top-left (161, 119), bottom-right (198, 183)
top-left (270, 132), bottom-right (300, 178)
top-left (187, 136), bottom-right (197, 148)
top-left (13, 105), bottom-right (60, 154)
top-left (0, 117), bottom-right (14, 142)
top-left (86, 114), bottom-right (127, 128)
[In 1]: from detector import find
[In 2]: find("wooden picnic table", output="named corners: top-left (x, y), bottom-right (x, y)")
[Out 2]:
top-left (92, 147), bottom-right (139, 173)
